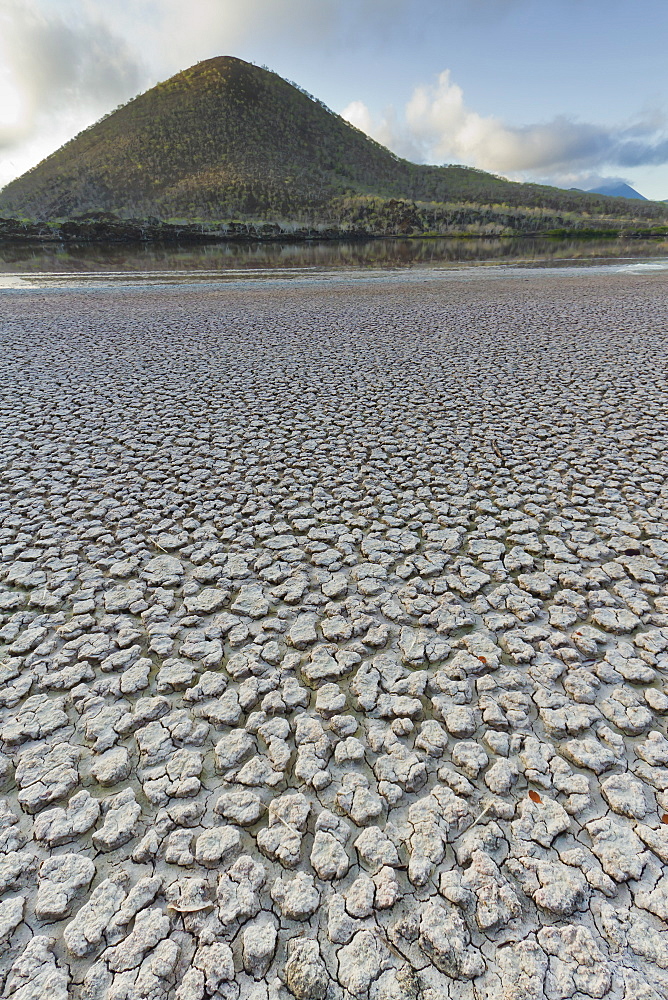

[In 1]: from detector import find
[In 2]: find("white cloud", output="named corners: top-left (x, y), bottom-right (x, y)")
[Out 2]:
top-left (342, 69), bottom-right (668, 183)
top-left (0, 0), bottom-right (144, 184)
top-left (342, 101), bottom-right (424, 162)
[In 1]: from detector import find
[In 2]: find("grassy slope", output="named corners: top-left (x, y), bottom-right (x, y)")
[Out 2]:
top-left (1, 57), bottom-right (667, 234)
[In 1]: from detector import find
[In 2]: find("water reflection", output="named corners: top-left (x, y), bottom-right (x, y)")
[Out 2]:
top-left (0, 236), bottom-right (667, 275)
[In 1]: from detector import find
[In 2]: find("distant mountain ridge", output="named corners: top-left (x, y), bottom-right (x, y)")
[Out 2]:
top-left (588, 183), bottom-right (647, 200)
top-left (1, 57), bottom-right (667, 236)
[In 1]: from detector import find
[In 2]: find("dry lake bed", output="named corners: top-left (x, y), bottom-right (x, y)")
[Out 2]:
top-left (0, 265), bottom-right (667, 999)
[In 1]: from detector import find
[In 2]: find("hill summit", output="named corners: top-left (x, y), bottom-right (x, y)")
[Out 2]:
top-left (1, 57), bottom-right (667, 235)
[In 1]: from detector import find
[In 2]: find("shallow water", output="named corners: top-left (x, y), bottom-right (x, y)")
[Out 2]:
top-left (0, 235), bottom-right (666, 290)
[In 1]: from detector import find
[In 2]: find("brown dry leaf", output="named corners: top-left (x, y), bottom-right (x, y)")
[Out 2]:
top-left (529, 790), bottom-right (542, 803)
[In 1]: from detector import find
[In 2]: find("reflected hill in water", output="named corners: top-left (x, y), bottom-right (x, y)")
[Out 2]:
top-left (0, 236), bottom-right (667, 276)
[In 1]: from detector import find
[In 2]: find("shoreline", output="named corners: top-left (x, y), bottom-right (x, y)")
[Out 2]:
top-left (1, 255), bottom-right (667, 293)
top-left (1, 222), bottom-right (667, 248)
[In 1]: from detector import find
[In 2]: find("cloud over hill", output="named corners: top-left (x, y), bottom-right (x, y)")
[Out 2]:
top-left (342, 70), bottom-right (668, 184)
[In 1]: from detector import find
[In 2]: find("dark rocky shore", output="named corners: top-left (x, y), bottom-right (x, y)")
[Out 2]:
top-left (2, 214), bottom-right (666, 246)
top-left (0, 215), bottom-right (357, 245)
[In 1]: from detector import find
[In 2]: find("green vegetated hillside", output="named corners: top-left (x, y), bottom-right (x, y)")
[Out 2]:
top-left (1, 56), bottom-right (667, 237)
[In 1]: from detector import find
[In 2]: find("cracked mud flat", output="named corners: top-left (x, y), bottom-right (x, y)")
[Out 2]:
top-left (0, 269), bottom-right (667, 1000)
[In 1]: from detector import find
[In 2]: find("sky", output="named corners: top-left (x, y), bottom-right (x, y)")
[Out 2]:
top-left (1, 0), bottom-right (667, 199)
